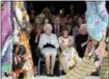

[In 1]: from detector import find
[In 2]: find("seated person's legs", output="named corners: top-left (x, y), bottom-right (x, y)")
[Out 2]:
top-left (51, 54), bottom-right (56, 75)
top-left (44, 54), bottom-right (51, 75)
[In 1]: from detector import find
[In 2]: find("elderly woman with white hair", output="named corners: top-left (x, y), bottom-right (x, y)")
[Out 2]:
top-left (75, 24), bottom-right (88, 58)
top-left (38, 23), bottom-right (59, 76)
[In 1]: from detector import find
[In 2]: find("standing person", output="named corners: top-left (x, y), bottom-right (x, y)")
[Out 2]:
top-left (38, 24), bottom-right (59, 76)
top-left (75, 24), bottom-right (88, 58)
top-left (59, 28), bottom-right (80, 73)
top-left (29, 17), bottom-right (42, 76)
top-left (52, 16), bottom-right (62, 37)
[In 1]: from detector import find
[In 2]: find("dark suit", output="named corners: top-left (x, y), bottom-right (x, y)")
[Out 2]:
top-left (75, 34), bottom-right (88, 58)
top-left (51, 24), bottom-right (62, 76)
top-left (52, 24), bottom-right (62, 37)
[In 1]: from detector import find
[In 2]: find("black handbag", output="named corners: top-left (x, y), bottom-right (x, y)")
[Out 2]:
top-left (43, 43), bottom-right (55, 48)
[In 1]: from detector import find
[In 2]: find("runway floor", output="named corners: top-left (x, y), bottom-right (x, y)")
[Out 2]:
top-left (2, 76), bottom-right (100, 79)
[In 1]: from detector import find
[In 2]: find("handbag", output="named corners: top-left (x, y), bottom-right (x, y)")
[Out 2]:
top-left (43, 43), bottom-right (55, 48)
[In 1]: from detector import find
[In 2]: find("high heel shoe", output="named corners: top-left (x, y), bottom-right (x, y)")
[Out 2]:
top-left (50, 74), bottom-right (55, 77)
top-left (47, 74), bottom-right (51, 76)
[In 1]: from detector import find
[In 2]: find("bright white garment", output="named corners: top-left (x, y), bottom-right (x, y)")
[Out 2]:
top-left (38, 33), bottom-right (59, 57)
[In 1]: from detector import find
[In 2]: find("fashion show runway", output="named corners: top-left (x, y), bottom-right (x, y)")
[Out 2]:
top-left (2, 76), bottom-right (100, 79)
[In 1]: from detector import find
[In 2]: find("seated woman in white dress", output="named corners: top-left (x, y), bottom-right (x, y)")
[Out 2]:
top-left (59, 28), bottom-right (80, 73)
top-left (38, 23), bottom-right (59, 76)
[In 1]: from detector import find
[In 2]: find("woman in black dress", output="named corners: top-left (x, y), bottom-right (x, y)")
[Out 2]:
top-left (75, 24), bottom-right (88, 58)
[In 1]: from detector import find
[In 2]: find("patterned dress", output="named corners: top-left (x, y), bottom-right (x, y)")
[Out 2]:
top-left (59, 36), bottom-right (80, 73)
top-left (1, 2), bottom-right (13, 73)
top-left (86, 1), bottom-right (109, 79)
top-left (13, 1), bottom-right (34, 79)
top-left (86, 1), bottom-right (109, 41)
top-left (19, 30), bottom-right (34, 79)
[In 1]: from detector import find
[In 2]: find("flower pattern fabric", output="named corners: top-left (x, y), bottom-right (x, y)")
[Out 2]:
top-left (1, 2), bottom-right (13, 73)
top-left (86, 1), bottom-right (109, 41)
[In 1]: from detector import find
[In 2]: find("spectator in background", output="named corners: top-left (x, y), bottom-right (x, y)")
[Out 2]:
top-left (72, 17), bottom-right (84, 38)
top-left (29, 17), bottom-right (42, 76)
top-left (69, 4), bottom-right (74, 16)
top-left (38, 13), bottom-right (45, 25)
top-left (51, 15), bottom-right (55, 24)
top-left (72, 15), bottom-right (78, 26)
top-left (59, 8), bottom-right (65, 17)
top-left (35, 16), bottom-right (44, 29)
top-left (61, 16), bottom-right (68, 28)
top-left (81, 14), bottom-right (86, 23)
top-left (52, 16), bottom-right (62, 37)
top-left (50, 4), bottom-right (56, 15)
top-left (29, 9), bottom-right (36, 25)
top-left (66, 16), bottom-right (73, 35)
top-left (77, 17), bottom-right (84, 26)
top-left (75, 24), bottom-right (88, 58)
top-left (43, 18), bottom-right (50, 25)
top-left (42, 7), bottom-right (52, 23)
top-left (38, 24), bottom-right (59, 76)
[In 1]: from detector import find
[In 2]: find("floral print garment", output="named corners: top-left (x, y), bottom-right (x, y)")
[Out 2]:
top-left (86, 1), bottom-right (109, 41)
top-left (1, 2), bottom-right (13, 73)
top-left (13, 1), bottom-right (34, 78)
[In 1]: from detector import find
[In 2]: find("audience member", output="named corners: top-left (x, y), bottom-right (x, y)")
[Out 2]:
top-left (29, 17), bottom-right (43, 75)
top-left (52, 16), bottom-right (62, 37)
top-left (66, 16), bottom-right (73, 35)
top-left (59, 28), bottom-right (79, 73)
top-left (75, 24), bottom-right (88, 58)
top-left (29, 9), bottom-right (36, 25)
top-left (38, 24), bottom-right (59, 76)
top-left (27, 5), bottom-right (94, 76)
top-left (72, 17), bottom-right (84, 38)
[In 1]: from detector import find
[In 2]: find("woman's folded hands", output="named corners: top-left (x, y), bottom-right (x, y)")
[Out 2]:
top-left (43, 43), bottom-right (55, 48)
